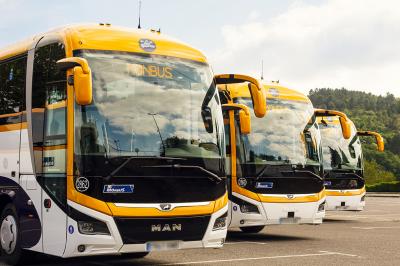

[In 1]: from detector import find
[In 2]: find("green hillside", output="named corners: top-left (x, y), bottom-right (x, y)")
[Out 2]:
top-left (308, 88), bottom-right (399, 186)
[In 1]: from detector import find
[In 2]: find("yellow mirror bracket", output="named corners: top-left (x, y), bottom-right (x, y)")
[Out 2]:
top-left (357, 131), bottom-right (385, 152)
top-left (215, 74), bottom-right (267, 118)
top-left (57, 57), bottom-right (90, 74)
top-left (315, 108), bottom-right (352, 139)
top-left (222, 103), bottom-right (250, 116)
top-left (222, 103), bottom-right (251, 134)
top-left (314, 108), bottom-right (349, 121)
top-left (57, 57), bottom-right (93, 106)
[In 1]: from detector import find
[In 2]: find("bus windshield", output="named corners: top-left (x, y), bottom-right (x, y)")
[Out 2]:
top-left (74, 50), bottom-right (225, 176)
top-left (236, 97), bottom-right (321, 173)
top-left (318, 118), bottom-right (362, 171)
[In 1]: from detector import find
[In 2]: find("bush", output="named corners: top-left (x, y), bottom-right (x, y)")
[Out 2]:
top-left (366, 181), bottom-right (400, 192)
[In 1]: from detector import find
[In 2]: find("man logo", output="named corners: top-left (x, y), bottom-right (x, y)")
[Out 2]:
top-left (75, 177), bottom-right (89, 192)
top-left (160, 204), bottom-right (172, 211)
top-left (151, 224), bottom-right (182, 232)
top-left (287, 194), bottom-right (294, 199)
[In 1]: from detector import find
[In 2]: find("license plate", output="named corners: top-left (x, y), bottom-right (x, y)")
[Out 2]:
top-left (146, 241), bottom-right (180, 251)
top-left (279, 217), bottom-right (300, 224)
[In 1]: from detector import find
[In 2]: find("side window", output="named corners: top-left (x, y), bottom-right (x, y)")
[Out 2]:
top-left (0, 56), bottom-right (26, 127)
top-left (32, 42), bottom-right (67, 207)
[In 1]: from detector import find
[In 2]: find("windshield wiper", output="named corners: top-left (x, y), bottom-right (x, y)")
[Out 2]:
top-left (105, 156), bottom-right (186, 181)
top-left (142, 164), bottom-right (223, 183)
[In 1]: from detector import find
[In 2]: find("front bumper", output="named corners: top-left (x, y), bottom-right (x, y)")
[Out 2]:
top-left (325, 192), bottom-right (366, 211)
top-left (63, 200), bottom-right (227, 258)
top-left (229, 192), bottom-right (326, 227)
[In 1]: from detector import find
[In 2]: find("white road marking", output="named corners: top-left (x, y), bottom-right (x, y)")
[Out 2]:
top-left (157, 251), bottom-right (358, 265)
top-left (225, 241), bottom-right (268, 245)
top-left (352, 226), bottom-right (400, 230)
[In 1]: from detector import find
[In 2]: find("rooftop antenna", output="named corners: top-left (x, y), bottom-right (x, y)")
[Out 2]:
top-left (138, 0), bottom-right (142, 29)
top-left (261, 60), bottom-right (264, 80)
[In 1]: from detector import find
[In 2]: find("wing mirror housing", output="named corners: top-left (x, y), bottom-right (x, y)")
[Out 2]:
top-left (57, 57), bottom-right (93, 105)
top-left (222, 103), bottom-right (251, 134)
top-left (315, 109), bottom-right (351, 139)
top-left (357, 131), bottom-right (384, 152)
top-left (214, 74), bottom-right (266, 118)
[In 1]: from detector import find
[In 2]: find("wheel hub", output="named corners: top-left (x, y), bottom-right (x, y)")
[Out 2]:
top-left (1, 215), bottom-right (17, 254)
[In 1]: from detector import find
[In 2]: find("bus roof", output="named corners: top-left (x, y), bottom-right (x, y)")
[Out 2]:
top-left (221, 82), bottom-right (310, 103)
top-left (0, 24), bottom-right (208, 63)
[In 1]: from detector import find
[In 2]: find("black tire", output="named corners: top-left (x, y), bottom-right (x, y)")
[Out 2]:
top-left (239, 225), bottom-right (265, 233)
top-left (0, 204), bottom-right (21, 266)
top-left (120, 252), bottom-right (149, 259)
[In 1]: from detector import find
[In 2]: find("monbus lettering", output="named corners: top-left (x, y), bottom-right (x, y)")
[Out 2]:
top-left (127, 63), bottom-right (173, 79)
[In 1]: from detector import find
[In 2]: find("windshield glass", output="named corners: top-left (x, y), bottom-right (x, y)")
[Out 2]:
top-left (236, 97), bottom-right (321, 167)
top-left (74, 50), bottom-right (225, 176)
top-left (318, 117), bottom-right (362, 171)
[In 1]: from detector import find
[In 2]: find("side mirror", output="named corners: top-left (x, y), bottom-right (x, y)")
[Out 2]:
top-left (314, 109), bottom-right (351, 139)
top-left (339, 117), bottom-right (352, 140)
top-left (222, 103), bottom-right (251, 134)
top-left (357, 131), bottom-right (385, 152)
top-left (57, 57), bottom-right (93, 105)
top-left (214, 74), bottom-right (266, 118)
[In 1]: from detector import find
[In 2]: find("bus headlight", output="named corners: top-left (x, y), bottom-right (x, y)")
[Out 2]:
top-left (78, 220), bottom-right (110, 235)
top-left (318, 201), bottom-right (325, 212)
top-left (240, 202), bottom-right (260, 214)
top-left (213, 212), bottom-right (228, 231)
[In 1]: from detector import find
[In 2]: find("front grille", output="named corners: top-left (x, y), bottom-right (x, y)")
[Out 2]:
top-left (114, 215), bottom-right (211, 244)
top-left (324, 178), bottom-right (364, 190)
top-left (249, 177), bottom-right (324, 194)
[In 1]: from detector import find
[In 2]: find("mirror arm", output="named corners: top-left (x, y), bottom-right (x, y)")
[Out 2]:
top-left (222, 103), bottom-right (250, 115)
top-left (57, 57), bottom-right (90, 74)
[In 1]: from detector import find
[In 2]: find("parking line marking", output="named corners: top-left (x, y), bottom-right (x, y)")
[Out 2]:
top-left (352, 226), bottom-right (400, 230)
top-left (157, 251), bottom-right (358, 265)
top-left (225, 241), bottom-right (268, 245)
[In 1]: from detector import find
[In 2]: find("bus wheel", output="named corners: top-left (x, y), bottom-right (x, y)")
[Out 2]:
top-left (0, 204), bottom-right (21, 265)
top-left (239, 225), bottom-right (265, 233)
top-left (120, 252), bottom-right (149, 259)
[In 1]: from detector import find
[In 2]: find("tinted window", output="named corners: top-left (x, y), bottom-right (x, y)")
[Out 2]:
top-left (0, 56), bottom-right (27, 126)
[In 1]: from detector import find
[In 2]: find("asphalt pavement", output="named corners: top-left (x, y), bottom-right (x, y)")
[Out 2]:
top-left (13, 196), bottom-right (400, 266)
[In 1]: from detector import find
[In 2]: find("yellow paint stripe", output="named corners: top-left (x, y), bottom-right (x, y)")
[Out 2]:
top-left (213, 192), bottom-right (228, 212)
top-left (259, 189), bottom-right (326, 203)
top-left (67, 175), bottom-right (112, 215)
top-left (326, 186), bottom-right (366, 196)
top-left (0, 122), bottom-right (27, 132)
top-left (107, 192), bottom-right (228, 217)
top-left (33, 145), bottom-right (67, 151)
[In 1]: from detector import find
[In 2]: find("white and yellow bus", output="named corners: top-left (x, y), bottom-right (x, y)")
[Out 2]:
top-left (315, 110), bottom-right (384, 211)
top-left (219, 82), bottom-right (326, 233)
top-left (0, 24), bottom-right (267, 264)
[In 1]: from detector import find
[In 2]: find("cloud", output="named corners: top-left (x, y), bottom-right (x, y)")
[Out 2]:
top-left (210, 0), bottom-right (400, 96)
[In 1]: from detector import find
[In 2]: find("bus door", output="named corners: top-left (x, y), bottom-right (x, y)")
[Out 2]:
top-left (31, 41), bottom-right (68, 256)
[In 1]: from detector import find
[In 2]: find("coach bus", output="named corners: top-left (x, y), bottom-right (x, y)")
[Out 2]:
top-left (315, 109), bottom-right (384, 211)
top-left (219, 82), bottom-right (326, 233)
top-left (0, 24), bottom-right (267, 264)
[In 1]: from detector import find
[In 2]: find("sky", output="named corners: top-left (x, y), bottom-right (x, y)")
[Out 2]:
top-left (1, 0), bottom-right (400, 96)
